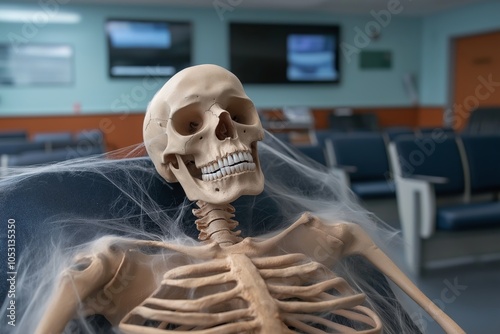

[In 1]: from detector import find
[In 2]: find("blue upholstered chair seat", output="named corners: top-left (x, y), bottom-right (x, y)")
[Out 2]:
top-left (437, 202), bottom-right (500, 231)
top-left (351, 180), bottom-right (395, 199)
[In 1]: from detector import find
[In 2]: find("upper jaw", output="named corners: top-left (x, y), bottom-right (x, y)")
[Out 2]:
top-left (200, 149), bottom-right (256, 181)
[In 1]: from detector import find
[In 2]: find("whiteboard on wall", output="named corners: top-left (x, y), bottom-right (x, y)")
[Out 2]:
top-left (0, 44), bottom-right (73, 86)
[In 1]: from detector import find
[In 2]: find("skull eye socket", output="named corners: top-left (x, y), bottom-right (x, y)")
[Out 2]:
top-left (171, 106), bottom-right (204, 136)
top-left (226, 98), bottom-right (258, 125)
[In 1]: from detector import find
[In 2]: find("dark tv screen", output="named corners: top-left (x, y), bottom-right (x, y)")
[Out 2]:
top-left (106, 19), bottom-right (192, 78)
top-left (230, 23), bottom-right (340, 84)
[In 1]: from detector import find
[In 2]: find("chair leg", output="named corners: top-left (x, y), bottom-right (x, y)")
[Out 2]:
top-left (409, 190), bottom-right (423, 276)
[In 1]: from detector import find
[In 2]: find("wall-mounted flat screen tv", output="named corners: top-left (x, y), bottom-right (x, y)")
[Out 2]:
top-left (106, 19), bottom-right (192, 78)
top-left (230, 23), bottom-right (340, 84)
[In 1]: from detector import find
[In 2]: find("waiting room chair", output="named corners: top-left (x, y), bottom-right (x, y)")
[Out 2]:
top-left (0, 141), bottom-right (45, 155)
top-left (295, 144), bottom-right (328, 166)
top-left (418, 127), bottom-right (454, 137)
top-left (32, 131), bottom-right (73, 143)
top-left (0, 130), bottom-right (27, 141)
top-left (6, 146), bottom-right (103, 167)
top-left (384, 126), bottom-right (414, 142)
top-left (0, 156), bottom-right (421, 332)
top-left (389, 134), bottom-right (500, 274)
top-left (464, 107), bottom-right (500, 135)
top-left (325, 132), bottom-right (399, 226)
top-left (328, 113), bottom-right (379, 133)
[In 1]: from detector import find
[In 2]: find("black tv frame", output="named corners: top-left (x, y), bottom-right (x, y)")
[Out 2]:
top-left (229, 22), bottom-right (341, 84)
top-left (106, 18), bottom-right (192, 78)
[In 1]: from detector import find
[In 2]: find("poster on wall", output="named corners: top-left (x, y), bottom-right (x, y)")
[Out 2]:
top-left (0, 44), bottom-right (73, 86)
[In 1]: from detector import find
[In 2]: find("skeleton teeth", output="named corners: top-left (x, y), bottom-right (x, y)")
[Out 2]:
top-left (199, 150), bottom-right (258, 181)
top-left (233, 153), bottom-right (240, 163)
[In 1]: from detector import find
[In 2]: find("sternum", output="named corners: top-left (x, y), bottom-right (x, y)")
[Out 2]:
top-left (228, 254), bottom-right (283, 333)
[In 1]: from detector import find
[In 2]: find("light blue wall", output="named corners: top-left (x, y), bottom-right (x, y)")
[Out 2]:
top-left (419, 0), bottom-right (500, 106)
top-left (0, 3), bottom-right (422, 116)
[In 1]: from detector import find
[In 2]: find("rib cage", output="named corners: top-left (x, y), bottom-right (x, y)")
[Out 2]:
top-left (119, 253), bottom-right (382, 333)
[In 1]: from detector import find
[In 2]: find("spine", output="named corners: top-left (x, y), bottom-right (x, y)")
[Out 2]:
top-left (193, 201), bottom-right (242, 246)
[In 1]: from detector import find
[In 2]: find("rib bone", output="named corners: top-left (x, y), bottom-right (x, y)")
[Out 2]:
top-left (119, 251), bottom-right (380, 333)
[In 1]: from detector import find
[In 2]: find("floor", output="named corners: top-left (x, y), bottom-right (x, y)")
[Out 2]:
top-left (365, 201), bottom-right (500, 333)
top-left (409, 261), bottom-right (500, 334)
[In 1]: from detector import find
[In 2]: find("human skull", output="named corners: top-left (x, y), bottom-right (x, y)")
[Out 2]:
top-left (144, 64), bottom-right (265, 204)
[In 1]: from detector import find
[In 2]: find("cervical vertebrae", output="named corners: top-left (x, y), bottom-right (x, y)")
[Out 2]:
top-left (193, 201), bottom-right (242, 246)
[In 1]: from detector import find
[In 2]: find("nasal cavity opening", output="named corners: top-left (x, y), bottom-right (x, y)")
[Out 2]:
top-left (215, 112), bottom-right (236, 140)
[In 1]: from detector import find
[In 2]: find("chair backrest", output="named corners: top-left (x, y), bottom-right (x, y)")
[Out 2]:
top-left (7, 146), bottom-right (103, 167)
top-left (314, 129), bottom-right (343, 148)
top-left (461, 134), bottom-right (500, 194)
top-left (418, 127), bottom-right (454, 137)
top-left (32, 132), bottom-right (73, 143)
top-left (295, 145), bottom-right (327, 166)
top-left (0, 130), bottom-right (27, 141)
top-left (393, 136), bottom-right (464, 195)
top-left (464, 107), bottom-right (500, 134)
top-left (330, 133), bottom-right (390, 182)
top-left (76, 129), bottom-right (107, 153)
top-left (328, 113), bottom-right (379, 132)
top-left (0, 141), bottom-right (46, 155)
top-left (384, 127), bottom-right (414, 141)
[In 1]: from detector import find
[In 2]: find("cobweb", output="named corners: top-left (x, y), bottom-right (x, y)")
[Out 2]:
top-left (0, 131), bottom-right (422, 334)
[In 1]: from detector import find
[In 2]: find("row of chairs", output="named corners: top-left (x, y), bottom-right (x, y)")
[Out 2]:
top-left (0, 130), bottom-right (28, 141)
top-left (390, 133), bottom-right (500, 274)
top-left (289, 128), bottom-right (500, 274)
top-left (0, 129), bottom-right (105, 173)
top-left (293, 127), bottom-right (455, 200)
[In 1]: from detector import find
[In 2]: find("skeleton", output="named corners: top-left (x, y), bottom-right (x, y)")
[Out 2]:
top-left (35, 65), bottom-right (465, 334)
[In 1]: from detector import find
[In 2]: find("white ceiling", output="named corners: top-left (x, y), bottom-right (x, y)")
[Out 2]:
top-left (11, 0), bottom-right (494, 16)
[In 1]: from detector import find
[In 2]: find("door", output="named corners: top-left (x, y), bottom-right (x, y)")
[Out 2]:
top-left (452, 31), bottom-right (500, 130)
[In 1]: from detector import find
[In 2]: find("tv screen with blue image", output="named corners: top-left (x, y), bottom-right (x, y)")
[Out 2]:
top-left (106, 19), bottom-right (191, 78)
top-left (230, 23), bottom-right (340, 84)
top-left (287, 34), bottom-right (337, 82)
top-left (107, 21), bottom-right (171, 49)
